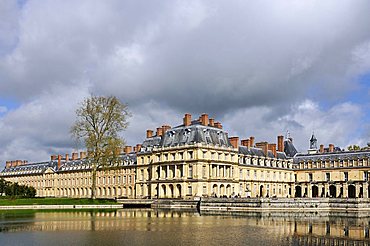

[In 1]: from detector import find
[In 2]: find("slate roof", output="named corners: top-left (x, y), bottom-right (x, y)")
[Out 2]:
top-left (0, 153), bottom-right (137, 177)
top-left (140, 123), bottom-right (232, 152)
top-left (284, 139), bottom-right (298, 157)
top-left (238, 146), bottom-right (289, 159)
top-left (294, 150), bottom-right (370, 164)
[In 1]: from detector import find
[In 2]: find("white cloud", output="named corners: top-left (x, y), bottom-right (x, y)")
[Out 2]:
top-left (222, 100), bottom-right (364, 152)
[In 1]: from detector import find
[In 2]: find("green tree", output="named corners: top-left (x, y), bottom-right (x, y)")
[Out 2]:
top-left (71, 95), bottom-right (130, 199)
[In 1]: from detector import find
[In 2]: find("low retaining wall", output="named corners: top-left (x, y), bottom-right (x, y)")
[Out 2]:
top-left (200, 198), bottom-right (370, 216)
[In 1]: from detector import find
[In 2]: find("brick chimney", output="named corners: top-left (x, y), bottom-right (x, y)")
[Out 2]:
top-left (146, 129), bottom-right (153, 138)
top-left (65, 154), bottom-right (69, 162)
top-left (241, 139), bottom-right (250, 147)
top-left (16, 160), bottom-right (22, 166)
top-left (256, 142), bottom-right (268, 156)
top-left (162, 125), bottom-right (171, 134)
top-left (200, 114), bottom-right (209, 126)
top-left (329, 144), bottom-right (334, 153)
top-left (10, 161), bottom-right (15, 167)
top-left (209, 118), bottom-right (215, 127)
top-left (136, 144), bottom-right (142, 152)
top-left (124, 146), bottom-right (132, 154)
top-left (320, 144), bottom-right (324, 153)
top-left (72, 152), bottom-right (78, 160)
top-left (249, 136), bottom-right (255, 148)
top-left (229, 137), bottom-right (239, 148)
top-left (156, 127), bottom-right (163, 137)
top-left (183, 113), bottom-right (192, 126)
top-left (268, 143), bottom-right (277, 157)
top-left (58, 154), bottom-right (62, 169)
top-left (214, 122), bottom-right (222, 129)
top-left (80, 152), bottom-right (86, 159)
top-left (277, 136), bottom-right (284, 152)
top-left (5, 161), bottom-right (11, 169)
top-left (133, 146), bottom-right (137, 152)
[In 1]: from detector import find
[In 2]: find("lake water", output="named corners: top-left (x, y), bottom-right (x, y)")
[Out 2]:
top-left (0, 209), bottom-right (370, 246)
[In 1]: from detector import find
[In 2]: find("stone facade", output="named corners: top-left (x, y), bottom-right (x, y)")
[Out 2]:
top-left (2, 114), bottom-right (369, 200)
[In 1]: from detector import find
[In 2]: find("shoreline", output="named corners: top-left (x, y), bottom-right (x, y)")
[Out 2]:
top-left (0, 204), bottom-right (124, 210)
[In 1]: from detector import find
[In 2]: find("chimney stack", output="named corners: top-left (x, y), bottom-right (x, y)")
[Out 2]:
top-left (162, 125), bottom-right (171, 134)
top-left (320, 144), bottom-right (324, 153)
top-left (6, 161), bottom-right (11, 169)
top-left (277, 136), bottom-right (284, 152)
top-left (229, 137), bottom-right (239, 149)
top-left (57, 154), bottom-right (62, 169)
top-left (72, 152), bottom-right (78, 160)
top-left (136, 144), bottom-right (142, 152)
top-left (241, 139), bottom-right (251, 148)
top-left (214, 122), bottom-right (222, 129)
top-left (124, 146), bottom-right (132, 154)
top-left (146, 129), bottom-right (153, 138)
top-left (133, 146), bottom-right (137, 152)
top-left (156, 127), bottom-right (163, 137)
top-left (256, 142), bottom-right (269, 156)
top-left (65, 154), bottom-right (69, 162)
top-left (209, 118), bottom-right (215, 127)
top-left (200, 114), bottom-right (209, 126)
top-left (80, 152), bottom-right (86, 159)
top-left (11, 161), bottom-right (16, 167)
top-left (183, 113), bottom-right (192, 126)
top-left (268, 143), bottom-right (277, 157)
top-left (51, 155), bottom-right (56, 161)
top-left (249, 136), bottom-right (255, 148)
top-left (16, 160), bottom-right (22, 166)
top-left (329, 144), bottom-right (334, 153)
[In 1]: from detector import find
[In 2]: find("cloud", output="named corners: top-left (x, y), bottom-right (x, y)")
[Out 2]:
top-left (0, 82), bottom-right (90, 163)
top-left (222, 100), bottom-right (364, 152)
top-left (1, 1), bottom-right (370, 165)
top-left (0, 106), bottom-right (7, 114)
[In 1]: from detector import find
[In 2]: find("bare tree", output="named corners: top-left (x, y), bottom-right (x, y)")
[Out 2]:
top-left (71, 95), bottom-right (130, 199)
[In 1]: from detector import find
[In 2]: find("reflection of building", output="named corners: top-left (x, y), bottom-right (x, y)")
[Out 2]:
top-left (2, 113), bottom-right (370, 200)
top-left (294, 133), bottom-right (370, 198)
top-left (0, 113), bottom-right (295, 199)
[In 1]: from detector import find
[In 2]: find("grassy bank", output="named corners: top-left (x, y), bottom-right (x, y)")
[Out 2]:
top-left (0, 197), bottom-right (117, 206)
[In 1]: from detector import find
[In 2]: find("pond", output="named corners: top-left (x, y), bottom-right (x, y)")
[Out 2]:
top-left (0, 209), bottom-right (369, 245)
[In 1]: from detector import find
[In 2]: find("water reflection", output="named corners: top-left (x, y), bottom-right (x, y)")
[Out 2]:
top-left (0, 209), bottom-right (370, 245)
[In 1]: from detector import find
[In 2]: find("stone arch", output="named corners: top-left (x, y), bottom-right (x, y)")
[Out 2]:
top-left (226, 185), bottom-right (231, 197)
top-left (176, 184), bottom-right (182, 198)
top-left (329, 185), bottom-right (336, 197)
top-left (212, 184), bottom-right (218, 196)
top-left (112, 187), bottom-right (116, 197)
top-left (348, 185), bottom-right (356, 198)
top-left (107, 187), bottom-right (111, 197)
top-left (295, 186), bottom-right (302, 198)
top-left (128, 187), bottom-right (132, 197)
top-left (169, 184), bottom-right (174, 198)
top-left (312, 185), bottom-right (319, 198)
top-left (220, 184), bottom-right (225, 196)
top-left (161, 184), bottom-right (166, 198)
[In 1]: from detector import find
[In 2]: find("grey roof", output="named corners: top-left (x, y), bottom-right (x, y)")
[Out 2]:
top-left (1, 154), bottom-right (137, 177)
top-left (294, 150), bottom-right (370, 164)
top-left (238, 146), bottom-right (289, 159)
top-left (141, 124), bottom-right (232, 152)
top-left (0, 161), bottom-right (59, 176)
top-left (284, 139), bottom-right (298, 157)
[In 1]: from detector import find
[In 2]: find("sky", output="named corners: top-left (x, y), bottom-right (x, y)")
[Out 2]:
top-left (1, 0), bottom-right (370, 166)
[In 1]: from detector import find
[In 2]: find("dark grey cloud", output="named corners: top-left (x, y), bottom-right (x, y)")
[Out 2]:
top-left (1, 0), bottom-right (370, 164)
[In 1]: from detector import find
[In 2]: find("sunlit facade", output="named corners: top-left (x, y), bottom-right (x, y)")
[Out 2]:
top-left (2, 113), bottom-right (369, 200)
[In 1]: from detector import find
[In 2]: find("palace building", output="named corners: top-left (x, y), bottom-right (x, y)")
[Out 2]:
top-left (1, 113), bottom-right (369, 200)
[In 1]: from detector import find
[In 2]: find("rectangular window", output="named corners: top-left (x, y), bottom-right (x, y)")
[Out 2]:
top-left (309, 173), bottom-right (313, 182)
top-left (188, 186), bottom-right (192, 195)
top-left (188, 151), bottom-right (193, 159)
top-left (364, 172), bottom-right (368, 181)
top-left (239, 170), bottom-right (243, 179)
top-left (202, 165), bottom-right (207, 178)
top-left (326, 173), bottom-right (330, 181)
top-left (188, 165), bottom-right (193, 178)
top-left (344, 172), bottom-right (348, 181)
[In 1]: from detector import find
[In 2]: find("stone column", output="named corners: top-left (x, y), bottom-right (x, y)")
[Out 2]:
top-left (167, 165), bottom-right (170, 179)
top-left (343, 183), bottom-right (348, 198)
top-left (364, 183), bottom-right (369, 198)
